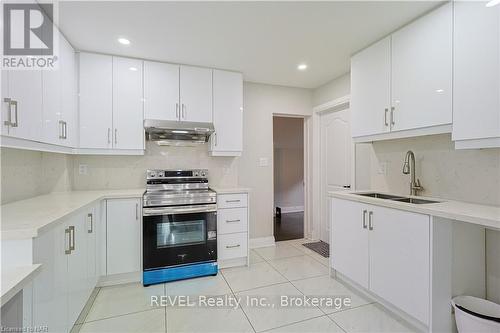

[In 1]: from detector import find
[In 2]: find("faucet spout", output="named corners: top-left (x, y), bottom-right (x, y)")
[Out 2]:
top-left (402, 150), bottom-right (423, 196)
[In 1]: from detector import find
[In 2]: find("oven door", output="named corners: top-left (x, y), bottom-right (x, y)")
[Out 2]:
top-left (143, 204), bottom-right (217, 271)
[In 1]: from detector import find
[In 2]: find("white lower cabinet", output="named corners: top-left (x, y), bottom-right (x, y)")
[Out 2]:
top-left (217, 193), bottom-right (249, 268)
top-left (106, 198), bottom-right (141, 275)
top-left (331, 198), bottom-right (430, 325)
top-left (32, 203), bottom-right (100, 333)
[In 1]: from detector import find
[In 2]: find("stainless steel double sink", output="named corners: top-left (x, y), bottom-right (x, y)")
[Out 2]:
top-left (355, 192), bottom-right (440, 205)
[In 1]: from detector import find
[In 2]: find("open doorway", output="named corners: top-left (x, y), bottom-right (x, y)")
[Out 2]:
top-left (273, 116), bottom-right (304, 242)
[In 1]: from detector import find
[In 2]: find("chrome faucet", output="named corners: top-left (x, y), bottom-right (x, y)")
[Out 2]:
top-left (402, 150), bottom-right (423, 196)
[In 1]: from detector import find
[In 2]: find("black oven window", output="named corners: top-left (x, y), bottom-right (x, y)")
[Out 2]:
top-left (156, 220), bottom-right (206, 248)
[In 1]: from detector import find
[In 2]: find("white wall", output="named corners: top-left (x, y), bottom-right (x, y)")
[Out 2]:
top-left (312, 73), bottom-right (350, 106)
top-left (273, 117), bottom-right (304, 212)
top-left (239, 82), bottom-right (312, 239)
top-left (0, 148), bottom-right (73, 204)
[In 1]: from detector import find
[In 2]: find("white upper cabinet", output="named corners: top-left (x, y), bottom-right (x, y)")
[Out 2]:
top-left (179, 66), bottom-right (213, 123)
top-left (453, 2), bottom-right (500, 149)
top-left (210, 70), bottom-right (243, 156)
top-left (391, 3), bottom-right (452, 132)
top-left (112, 57), bottom-right (144, 149)
top-left (79, 53), bottom-right (113, 149)
top-left (60, 36), bottom-right (78, 148)
top-left (350, 3), bottom-right (453, 141)
top-left (2, 70), bottom-right (43, 141)
top-left (42, 61), bottom-right (62, 145)
top-left (350, 37), bottom-right (391, 138)
top-left (144, 61), bottom-right (179, 121)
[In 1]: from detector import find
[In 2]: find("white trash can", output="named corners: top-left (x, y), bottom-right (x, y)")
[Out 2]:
top-left (451, 296), bottom-right (500, 333)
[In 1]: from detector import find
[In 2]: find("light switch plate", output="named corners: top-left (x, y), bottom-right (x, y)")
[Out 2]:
top-left (259, 158), bottom-right (269, 167)
top-left (378, 162), bottom-right (387, 175)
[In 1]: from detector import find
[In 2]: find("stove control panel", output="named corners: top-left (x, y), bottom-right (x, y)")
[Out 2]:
top-left (146, 169), bottom-right (208, 179)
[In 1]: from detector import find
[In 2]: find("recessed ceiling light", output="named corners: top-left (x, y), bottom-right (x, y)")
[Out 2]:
top-left (129, 67), bottom-right (138, 71)
top-left (117, 37), bottom-right (131, 45)
top-left (486, 0), bottom-right (500, 7)
top-left (297, 63), bottom-right (308, 71)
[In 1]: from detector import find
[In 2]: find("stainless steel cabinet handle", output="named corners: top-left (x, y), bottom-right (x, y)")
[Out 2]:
top-left (362, 210), bottom-right (368, 229)
top-left (69, 225), bottom-right (75, 252)
top-left (176, 103), bottom-right (179, 119)
top-left (87, 213), bottom-right (93, 233)
top-left (226, 219), bottom-right (241, 223)
top-left (182, 104), bottom-right (186, 119)
top-left (59, 120), bottom-right (64, 139)
top-left (214, 132), bottom-right (217, 146)
top-left (135, 203), bottom-right (139, 220)
top-left (107, 128), bottom-right (111, 144)
top-left (65, 227), bottom-right (72, 254)
top-left (226, 244), bottom-right (241, 249)
top-left (114, 129), bottom-right (117, 144)
top-left (390, 107), bottom-right (395, 126)
top-left (384, 108), bottom-right (389, 126)
top-left (64, 121), bottom-right (67, 139)
top-left (226, 199), bottom-right (241, 203)
top-left (10, 100), bottom-right (18, 127)
top-left (368, 211), bottom-right (374, 230)
top-left (3, 98), bottom-right (12, 126)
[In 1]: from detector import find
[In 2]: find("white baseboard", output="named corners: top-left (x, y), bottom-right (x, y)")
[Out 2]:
top-left (249, 236), bottom-right (275, 249)
top-left (277, 206), bottom-right (304, 214)
top-left (97, 272), bottom-right (141, 287)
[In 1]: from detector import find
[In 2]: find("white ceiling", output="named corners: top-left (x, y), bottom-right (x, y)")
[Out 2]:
top-left (58, 1), bottom-right (444, 89)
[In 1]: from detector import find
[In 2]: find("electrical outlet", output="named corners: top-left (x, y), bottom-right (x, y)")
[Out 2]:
top-left (378, 162), bottom-right (387, 175)
top-left (79, 164), bottom-right (88, 175)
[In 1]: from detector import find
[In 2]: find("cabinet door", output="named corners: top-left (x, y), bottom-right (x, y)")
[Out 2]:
top-left (179, 66), bottom-right (212, 123)
top-left (144, 61), bottom-right (179, 121)
top-left (60, 36), bottom-right (78, 148)
top-left (106, 198), bottom-right (141, 275)
top-left (350, 37), bottom-right (391, 138)
top-left (112, 57), bottom-right (144, 149)
top-left (391, 3), bottom-right (452, 132)
top-left (369, 206), bottom-right (430, 325)
top-left (41, 64), bottom-right (62, 145)
top-left (5, 70), bottom-right (43, 141)
top-left (210, 70), bottom-right (243, 155)
top-left (331, 198), bottom-right (369, 289)
top-left (1, 72), bottom-right (10, 136)
top-left (79, 53), bottom-right (113, 149)
top-left (453, 2), bottom-right (500, 142)
top-left (32, 223), bottom-right (69, 333)
top-left (67, 212), bottom-right (89, 327)
top-left (86, 206), bottom-right (98, 293)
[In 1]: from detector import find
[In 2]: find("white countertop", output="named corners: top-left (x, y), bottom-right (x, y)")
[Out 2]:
top-left (1, 264), bottom-right (41, 307)
top-left (211, 187), bottom-right (251, 194)
top-left (329, 191), bottom-right (500, 231)
top-left (1, 189), bottom-right (145, 240)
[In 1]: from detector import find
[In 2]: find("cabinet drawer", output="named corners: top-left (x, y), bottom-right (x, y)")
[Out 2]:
top-left (218, 208), bottom-right (247, 235)
top-left (217, 193), bottom-right (247, 209)
top-left (218, 233), bottom-right (247, 260)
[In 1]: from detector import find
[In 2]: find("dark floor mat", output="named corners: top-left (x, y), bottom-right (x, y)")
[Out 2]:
top-left (303, 241), bottom-right (329, 258)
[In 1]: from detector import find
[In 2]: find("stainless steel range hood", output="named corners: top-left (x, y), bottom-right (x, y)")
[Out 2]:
top-left (144, 119), bottom-right (215, 146)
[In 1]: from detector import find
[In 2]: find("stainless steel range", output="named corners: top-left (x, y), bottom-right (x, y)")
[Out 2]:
top-left (142, 169), bottom-right (217, 286)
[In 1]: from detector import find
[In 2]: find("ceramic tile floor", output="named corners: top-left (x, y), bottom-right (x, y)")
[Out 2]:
top-left (72, 239), bottom-right (418, 333)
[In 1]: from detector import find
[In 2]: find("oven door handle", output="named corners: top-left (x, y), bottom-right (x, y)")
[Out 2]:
top-left (143, 204), bottom-right (217, 216)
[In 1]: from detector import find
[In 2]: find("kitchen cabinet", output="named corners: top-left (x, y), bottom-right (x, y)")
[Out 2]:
top-left (350, 3), bottom-right (452, 141)
top-left (1, 70), bottom-right (43, 141)
top-left (210, 70), bottom-right (243, 156)
top-left (179, 66), bottom-right (213, 123)
top-left (42, 35), bottom-right (78, 147)
top-left (79, 53), bottom-right (113, 149)
top-left (453, 2), bottom-right (500, 149)
top-left (391, 3), bottom-right (452, 132)
top-left (144, 61), bottom-right (180, 121)
top-left (350, 36), bottom-right (391, 138)
top-left (112, 57), bottom-right (144, 150)
top-left (106, 198), bottom-right (141, 275)
top-left (32, 203), bottom-right (100, 333)
top-left (331, 199), bottom-right (369, 289)
top-left (85, 207), bottom-right (98, 303)
top-left (217, 192), bottom-right (249, 268)
top-left (331, 198), bottom-right (430, 325)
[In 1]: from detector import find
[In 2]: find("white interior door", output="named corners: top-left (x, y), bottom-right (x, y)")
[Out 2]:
top-left (320, 108), bottom-right (352, 243)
